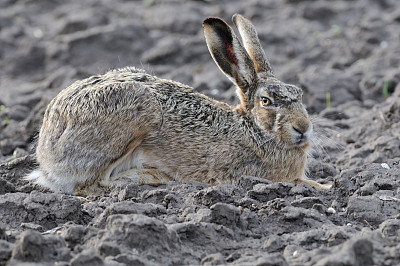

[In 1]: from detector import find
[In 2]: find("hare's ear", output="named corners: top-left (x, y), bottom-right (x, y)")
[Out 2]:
top-left (203, 17), bottom-right (257, 110)
top-left (232, 14), bottom-right (274, 77)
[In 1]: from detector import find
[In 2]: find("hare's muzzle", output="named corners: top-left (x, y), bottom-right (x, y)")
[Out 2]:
top-left (291, 119), bottom-right (312, 147)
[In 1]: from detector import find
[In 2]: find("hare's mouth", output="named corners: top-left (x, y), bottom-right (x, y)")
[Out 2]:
top-left (291, 130), bottom-right (311, 148)
top-left (293, 137), bottom-right (310, 148)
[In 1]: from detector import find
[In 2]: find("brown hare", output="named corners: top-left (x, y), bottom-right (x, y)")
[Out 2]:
top-left (26, 14), bottom-right (332, 195)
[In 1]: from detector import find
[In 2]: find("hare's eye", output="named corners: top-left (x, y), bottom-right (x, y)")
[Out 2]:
top-left (260, 97), bottom-right (271, 106)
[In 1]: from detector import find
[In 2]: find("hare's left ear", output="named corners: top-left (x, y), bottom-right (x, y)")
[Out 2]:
top-left (203, 17), bottom-right (257, 111)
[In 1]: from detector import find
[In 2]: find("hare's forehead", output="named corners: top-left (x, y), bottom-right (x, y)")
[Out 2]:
top-left (259, 82), bottom-right (303, 103)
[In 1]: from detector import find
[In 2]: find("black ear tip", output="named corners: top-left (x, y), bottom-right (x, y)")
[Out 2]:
top-left (203, 17), bottom-right (219, 26)
top-left (203, 17), bottom-right (229, 28)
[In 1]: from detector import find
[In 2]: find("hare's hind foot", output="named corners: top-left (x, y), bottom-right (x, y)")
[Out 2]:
top-left (294, 178), bottom-right (332, 190)
top-left (74, 168), bottom-right (172, 196)
top-left (111, 168), bottom-right (172, 186)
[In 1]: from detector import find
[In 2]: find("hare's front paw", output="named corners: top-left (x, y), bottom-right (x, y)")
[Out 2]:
top-left (294, 177), bottom-right (332, 190)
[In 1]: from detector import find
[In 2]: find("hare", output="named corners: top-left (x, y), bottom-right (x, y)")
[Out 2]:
top-left (26, 14), bottom-right (331, 195)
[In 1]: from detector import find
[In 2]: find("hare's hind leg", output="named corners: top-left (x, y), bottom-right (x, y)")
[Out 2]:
top-left (294, 177), bottom-right (332, 190)
top-left (73, 168), bottom-right (171, 196)
top-left (111, 168), bottom-right (172, 186)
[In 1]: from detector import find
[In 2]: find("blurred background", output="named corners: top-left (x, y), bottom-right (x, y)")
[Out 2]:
top-left (0, 0), bottom-right (399, 159)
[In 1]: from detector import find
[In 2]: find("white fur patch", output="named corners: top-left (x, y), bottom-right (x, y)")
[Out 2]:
top-left (25, 169), bottom-right (75, 194)
top-left (273, 112), bottom-right (281, 133)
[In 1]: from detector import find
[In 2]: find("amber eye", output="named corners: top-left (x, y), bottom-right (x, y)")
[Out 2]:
top-left (260, 97), bottom-right (271, 106)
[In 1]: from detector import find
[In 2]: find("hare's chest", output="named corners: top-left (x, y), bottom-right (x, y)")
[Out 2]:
top-left (263, 149), bottom-right (308, 183)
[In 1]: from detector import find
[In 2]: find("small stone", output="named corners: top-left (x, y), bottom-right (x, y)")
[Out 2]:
top-left (380, 163), bottom-right (390, 170)
top-left (12, 148), bottom-right (28, 159)
top-left (327, 207), bottom-right (336, 214)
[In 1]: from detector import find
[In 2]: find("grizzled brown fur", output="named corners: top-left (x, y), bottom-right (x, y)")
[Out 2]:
top-left (26, 14), bottom-right (331, 195)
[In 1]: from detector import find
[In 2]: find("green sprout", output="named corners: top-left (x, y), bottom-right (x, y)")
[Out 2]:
top-left (383, 80), bottom-right (390, 98)
top-left (143, 0), bottom-right (154, 8)
top-left (3, 116), bottom-right (10, 126)
top-left (331, 24), bottom-right (341, 36)
top-left (0, 105), bottom-right (11, 127)
top-left (326, 92), bottom-right (331, 108)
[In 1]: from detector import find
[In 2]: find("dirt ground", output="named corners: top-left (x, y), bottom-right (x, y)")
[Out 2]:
top-left (1, 0), bottom-right (400, 265)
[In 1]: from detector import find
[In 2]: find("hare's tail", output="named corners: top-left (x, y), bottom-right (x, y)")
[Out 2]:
top-left (25, 169), bottom-right (75, 194)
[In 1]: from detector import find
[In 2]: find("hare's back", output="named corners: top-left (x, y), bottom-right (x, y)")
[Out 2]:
top-left (36, 68), bottom-right (162, 175)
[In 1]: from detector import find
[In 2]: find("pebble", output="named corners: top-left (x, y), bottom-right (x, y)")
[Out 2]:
top-left (380, 40), bottom-right (388, 48)
top-left (327, 207), bottom-right (336, 214)
top-left (380, 163), bottom-right (390, 170)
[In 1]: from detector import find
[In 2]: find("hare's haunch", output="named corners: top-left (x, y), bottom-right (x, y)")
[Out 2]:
top-left (26, 14), bottom-right (331, 195)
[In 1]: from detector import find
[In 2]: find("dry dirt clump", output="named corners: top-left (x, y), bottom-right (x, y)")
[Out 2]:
top-left (1, 0), bottom-right (400, 265)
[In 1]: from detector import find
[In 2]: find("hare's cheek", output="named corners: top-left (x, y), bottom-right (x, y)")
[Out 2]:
top-left (257, 109), bottom-right (277, 132)
top-left (276, 123), bottom-right (293, 143)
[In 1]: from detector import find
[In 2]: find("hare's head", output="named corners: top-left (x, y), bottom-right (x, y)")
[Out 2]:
top-left (203, 14), bottom-right (312, 150)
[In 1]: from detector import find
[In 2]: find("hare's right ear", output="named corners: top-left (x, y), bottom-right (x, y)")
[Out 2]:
top-left (203, 17), bottom-right (257, 111)
top-left (232, 14), bottom-right (274, 76)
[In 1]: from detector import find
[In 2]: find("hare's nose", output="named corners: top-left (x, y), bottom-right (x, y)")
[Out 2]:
top-left (292, 120), bottom-right (311, 135)
top-left (293, 126), bottom-right (305, 136)
top-left (292, 127), bottom-right (307, 142)
top-left (292, 121), bottom-right (312, 145)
